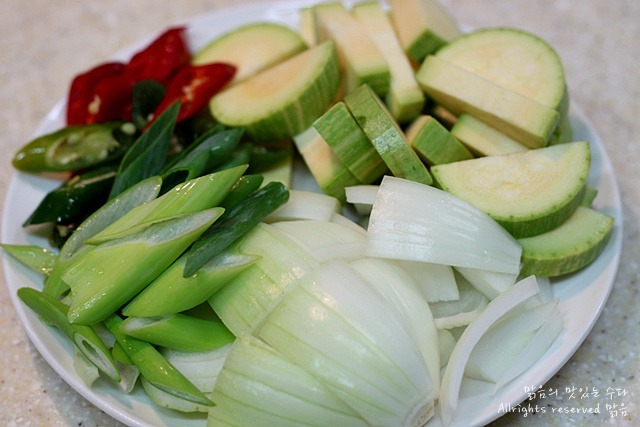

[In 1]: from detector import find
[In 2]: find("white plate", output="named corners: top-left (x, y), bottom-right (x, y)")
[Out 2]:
top-left (1, 2), bottom-right (623, 427)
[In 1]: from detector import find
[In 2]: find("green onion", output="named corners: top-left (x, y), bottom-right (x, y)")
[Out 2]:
top-left (1, 244), bottom-right (58, 275)
top-left (105, 314), bottom-right (213, 406)
top-left (63, 208), bottom-right (223, 325)
top-left (17, 287), bottom-right (120, 382)
top-left (218, 174), bottom-right (264, 210)
top-left (87, 165), bottom-right (246, 245)
top-left (109, 101), bottom-right (180, 199)
top-left (122, 249), bottom-right (259, 317)
top-left (43, 176), bottom-right (162, 297)
top-left (183, 181), bottom-right (289, 277)
top-left (120, 314), bottom-right (235, 352)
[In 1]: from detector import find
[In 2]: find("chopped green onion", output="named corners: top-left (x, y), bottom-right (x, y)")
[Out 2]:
top-left (123, 249), bottom-right (259, 317)
top-left (183, 181), bottom-right (289, 277)
top-left (17, 287), bottom-right (120, 382)
top-left (1, 244), bottom-right (58, 276)
top-left (120, 314), bottom-right (234, 352)
top-left (105, 314), bottom-right (213, 406)
top-left (64, 208), bottom-right (224, 325)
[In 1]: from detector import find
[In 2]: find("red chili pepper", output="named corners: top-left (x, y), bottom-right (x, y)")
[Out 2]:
top-left (127, 27), bottom-right (190, 84)
top-left (66, 62), bottom-right (127, 125)
top-left (150, 63), bottom-right (236, 125)
top-left (65, 26), bottom-right (190, 126)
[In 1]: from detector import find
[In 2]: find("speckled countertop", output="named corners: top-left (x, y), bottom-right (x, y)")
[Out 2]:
top-left (1, 1), bottom-right (638, 426)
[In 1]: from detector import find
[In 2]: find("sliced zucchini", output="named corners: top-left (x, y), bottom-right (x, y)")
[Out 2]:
top-left (293, 126), bottom-right (361, 203)
top-left (389, 0), bottom-right (461, 63)
top-left (435, 27), bottom-right (567, 115)
top-left (431, 141), bottom-right (590, 238)
top-left (298, 7), bottom-right (317, 47)
top-left (417, 55), bottom-right (560, 148)
top-left (313, 2), bottom-right (390, 96)
top-left (210, 41), bottom-right (340, 142)
top-left (519, 206), bottom-right (614, 277)
top-left (312, 101), bottom-right (387, 184)
top-left (405, 115), bottom-right (473, 165)
top-left (450, 114), bottom-right (529, 157)
top-left (353, 1), bottom-right (425, 123)
top-left (192, 22), bottom-right (306, 84)
top-left (344, 85), bottom-right (433, 185)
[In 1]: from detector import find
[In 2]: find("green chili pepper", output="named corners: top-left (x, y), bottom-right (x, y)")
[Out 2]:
top-left (23, 166), bottom-right (117, 226)
top-left (12, 122), bottom-right (136, 173)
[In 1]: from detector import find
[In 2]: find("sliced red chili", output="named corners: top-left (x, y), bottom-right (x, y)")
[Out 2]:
top-left (66, 62), bottom-right (127, 125)
top-left (127, 26), bottom-right (190, 84)
top-left (150, 63), bottom-right (236, 124)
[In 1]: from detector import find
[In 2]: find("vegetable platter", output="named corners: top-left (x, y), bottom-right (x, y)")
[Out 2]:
top-left (1, 1), bottom-right (622, 427)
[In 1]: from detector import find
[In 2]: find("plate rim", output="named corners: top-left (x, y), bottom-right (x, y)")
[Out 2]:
top-left (0, 1), bottom-right (624, 426)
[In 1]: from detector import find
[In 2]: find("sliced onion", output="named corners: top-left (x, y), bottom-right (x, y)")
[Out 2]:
top-left (265, 189), bottom-right (340, 222)
top-left (464, 299), bottom-right (559, 382)
top-left (400, 260), bottom-right (459, 302)
top-left (429, 272), bottom-right (489, 329)
top-left (439, 275), bottom-right (540, 426)
top-left (455, 266), bottom-right (518, 300)
top-left (272, 219), bottom-right (367, 262)
top-left (162, 344), bottom-right (231, 393)
top-left (345, 184), bottom-right (379, 215)
top-left (258, 260), bottom-right (436, 427)
top-left (208, 223), bottom-right (319, 336)
top-left (492, 309), bottom-right (564, 393)
top-left (366, 176), bottom-right (522, 274)
top-left (209, 334), bottom-right (367, 426)
top-left (330, 212), bottom-right (368, 235)
top-left (350, 257), bottom-right (441, 392)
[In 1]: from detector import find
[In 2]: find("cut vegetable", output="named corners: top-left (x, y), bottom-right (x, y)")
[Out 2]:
top-left (314, 2), bottom-right (390, 95)
top-left (298, 7), bottom-right (317, 47)
top-left (429, 273), bottom-right (489, 329)
top-left (64, 208), bottom-right (223, 325)
top-left (258, 260), bottom-right (436, 426)
top-left (493, 309), bottom-right (564, 392)
top-left (435, 27), bottom-right (567, 115)
top-left (431, 141), bottom-right (590, 238)
top-left (272, 219), bottom-right (366, 262)
top-left (455, 266), bottom-right (518, 300)
top-left (366, 176), bottom-right (522, 274)
top-left (350, 257), bottom-right (441, 392)
top-left (450, 113), bottom-right (529, 157)
top-left (398, 260), bottom-right (459, 303)
top-left (353, 1), bottom-right (425, 123)
top-left (1, 244), bottom-right (58, 276)
top-left (344, 85), bottom-right (433, 185)
top-left (162, 343), bottom-right (231, 393)
top-left (405, 115), bottom-right (473, 165)
top-left (120, 314), bottom-right (235, 352)
top-left (416, 55), bottom-right (559, 148)
top-left (439, 275), bottom-right (541, 425)
top-left (210, 41), bottom-right (340, 142)
top-left (518, 206), bottom-right (615, 277)
top-left (192, 22), bottom-right (306, 84)
top-left (265, 190), bottom-right (340, 222)
top-left (293, 126), bottom-right (361, 202)
top-left (208, 223), bottom-right (319, 336)
top-left (345, 184), bottom-right (379, 215)
top-left (389, 0), bottom-right (461, 63)
top-left (122, 250), bottom-right (258, 317)
top-left (464, 299), bottom-right (559, 382)
top-left (312, 101), bottom-right (387, 183)
top-left (209, 334), bottom-right (367, 427)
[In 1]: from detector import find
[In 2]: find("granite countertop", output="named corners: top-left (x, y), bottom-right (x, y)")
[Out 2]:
top-left (1, 1), bottom-right (637, 426)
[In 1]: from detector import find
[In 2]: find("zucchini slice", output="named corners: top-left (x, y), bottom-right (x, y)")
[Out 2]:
top-left (210, 41), bottom-right (340, 142)
top-left (519, 206), bottom-right (614, 277)
top-left (431, 141), bottom-right (590, 238)
top-left (192, 22), bottom-right (306, 84)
